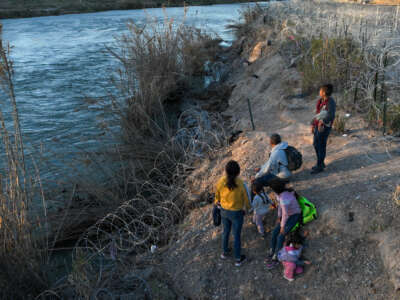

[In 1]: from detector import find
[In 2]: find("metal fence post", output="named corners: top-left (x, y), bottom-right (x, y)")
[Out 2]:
top-left (247, 98), bottom-right (255, 131)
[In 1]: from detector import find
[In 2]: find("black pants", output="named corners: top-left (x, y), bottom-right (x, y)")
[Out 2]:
top-left (313, 126), bottom-right (331, 167)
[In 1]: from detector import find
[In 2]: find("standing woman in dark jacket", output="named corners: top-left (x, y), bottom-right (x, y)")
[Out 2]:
top-left (310, 84), bottom-right (336, 174)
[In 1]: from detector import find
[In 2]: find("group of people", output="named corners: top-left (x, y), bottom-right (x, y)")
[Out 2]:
top-left (214, 84), bottom-right (336, 281)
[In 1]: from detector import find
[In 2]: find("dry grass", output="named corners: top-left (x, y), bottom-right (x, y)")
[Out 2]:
top-left (0, 12), bottom-right (228, 296)
top-left (364, 0), bottom-right (400, 5)
top-left (334, 0), bottom-right (400, 4)
top-left (46, 14), bottom-right (223, 243)
top-left (333, 114), bottom-right (348, 134)
top-left (41, 16), bottom-right (228, 298)
top-left (0, 26), bottom-right (52, 299)
top-left (393, 185), bottom-right (400, 206)
top-left (0, 11), bottom-right (227, 298)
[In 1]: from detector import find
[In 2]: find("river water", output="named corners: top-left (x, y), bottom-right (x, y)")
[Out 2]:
top-left (1, 3), bottom-right (264, 183)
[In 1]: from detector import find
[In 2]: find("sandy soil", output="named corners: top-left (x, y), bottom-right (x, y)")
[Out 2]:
top-left (159, 46), bottom-right (400, 299)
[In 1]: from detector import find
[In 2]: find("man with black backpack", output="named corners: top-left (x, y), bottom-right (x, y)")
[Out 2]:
top-left (253, 133), bottom-right (302, 188)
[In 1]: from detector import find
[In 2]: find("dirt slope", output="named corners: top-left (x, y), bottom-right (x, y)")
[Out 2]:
top-left (161, 50), bottom-right (400, 299)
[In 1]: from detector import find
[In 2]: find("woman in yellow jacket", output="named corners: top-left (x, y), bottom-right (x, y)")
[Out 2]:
top-left (215, 160), bottom-right (250, 266)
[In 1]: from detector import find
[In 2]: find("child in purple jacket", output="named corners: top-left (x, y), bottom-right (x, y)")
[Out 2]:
top-left (266, 180), bottom-right (301, 269)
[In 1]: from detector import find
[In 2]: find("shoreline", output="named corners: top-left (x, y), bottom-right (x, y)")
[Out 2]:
top-left (0, 0), bottom-right (260, 20)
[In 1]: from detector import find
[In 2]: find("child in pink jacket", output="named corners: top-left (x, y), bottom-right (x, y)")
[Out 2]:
top-left (278, 232), bottom-right (311, 281)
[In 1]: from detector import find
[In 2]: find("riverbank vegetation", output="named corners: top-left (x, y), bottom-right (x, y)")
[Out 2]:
top-left (0, 0), bottom-right (258, 19)
top-left (234, 1), bottom-right (400, 135)
top-left (0, 27), bottom-right (52, 299)
top-left (1, 10), bottom-right (230, 297)
top-left (54, 17), bottom-right (230, 298)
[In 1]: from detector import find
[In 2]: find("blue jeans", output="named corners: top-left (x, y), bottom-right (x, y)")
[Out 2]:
top-left (221, 209), bottom-right (244, 260)
top-left (270, 213), bottom-right (301, 255)
top-left (313, 126), bottom-right (331, 167)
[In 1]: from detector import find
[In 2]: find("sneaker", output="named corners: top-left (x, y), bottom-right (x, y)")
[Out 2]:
top-left (310, 166), bottom-right (324, 174)
top-left (283, 274), bottom-right (294, 282)
top-left (220, 248), bottom-right (232, 260)
top-left (268, 248), bottom-right (274, 257)
top-left (235, 255), bottom-right (246, 267)
top-left (312, 163), bottom-right (326, 170)
top-left (266, 259), bottom-right (279, 269)
top-left (220, 253), bottom-right (228, 260)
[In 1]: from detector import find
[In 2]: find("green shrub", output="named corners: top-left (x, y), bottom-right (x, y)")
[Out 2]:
top-left (298, 37), bottom-right (364, 93)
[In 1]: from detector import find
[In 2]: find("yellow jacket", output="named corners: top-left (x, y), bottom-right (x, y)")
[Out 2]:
top-left (214, 176), bottom-right (250, 211)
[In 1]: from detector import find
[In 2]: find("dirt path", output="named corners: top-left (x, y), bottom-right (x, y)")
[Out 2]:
top-left (161, 51), bottom-right (400, 299)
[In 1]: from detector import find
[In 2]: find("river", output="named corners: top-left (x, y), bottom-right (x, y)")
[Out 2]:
top-left (1, 3), bottom-right (265, 184)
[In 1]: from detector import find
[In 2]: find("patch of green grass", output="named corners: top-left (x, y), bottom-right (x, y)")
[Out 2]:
top-left (298, 37), bottom-right (364, 93)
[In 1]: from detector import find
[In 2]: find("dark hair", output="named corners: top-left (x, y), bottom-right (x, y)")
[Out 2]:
top-left (270, 133), bottom-right (281, 145)
top-left (320, 84), bottom-right (333, 96)
top-left (269, 179), bottom-right (293, 195)
top-left (286, 231), bottom-right (304, 246)
top-left (251, 181), bottom-right (264, 194)
top-left (225, 160), bottom-right (240, 190)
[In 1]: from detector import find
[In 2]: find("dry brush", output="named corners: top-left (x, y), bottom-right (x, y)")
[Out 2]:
top-left (234, 0), bottom-right (400, 135)
top-left (44, 16), bottom-right (228, 298)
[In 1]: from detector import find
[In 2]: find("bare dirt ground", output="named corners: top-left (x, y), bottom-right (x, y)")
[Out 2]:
top-left (159, 48), bottom-right (400, 299)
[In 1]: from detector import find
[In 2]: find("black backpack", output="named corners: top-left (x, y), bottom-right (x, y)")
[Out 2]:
top-left (284, 146), bottom-right (302, 171)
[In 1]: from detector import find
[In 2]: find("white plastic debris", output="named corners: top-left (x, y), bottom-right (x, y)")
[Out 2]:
top-left (345, 113), bottom-right (351, 117)
top-left (343, 134), bottom-right (348, 137)
top-left (150, 245), bottom-right (157, 253)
